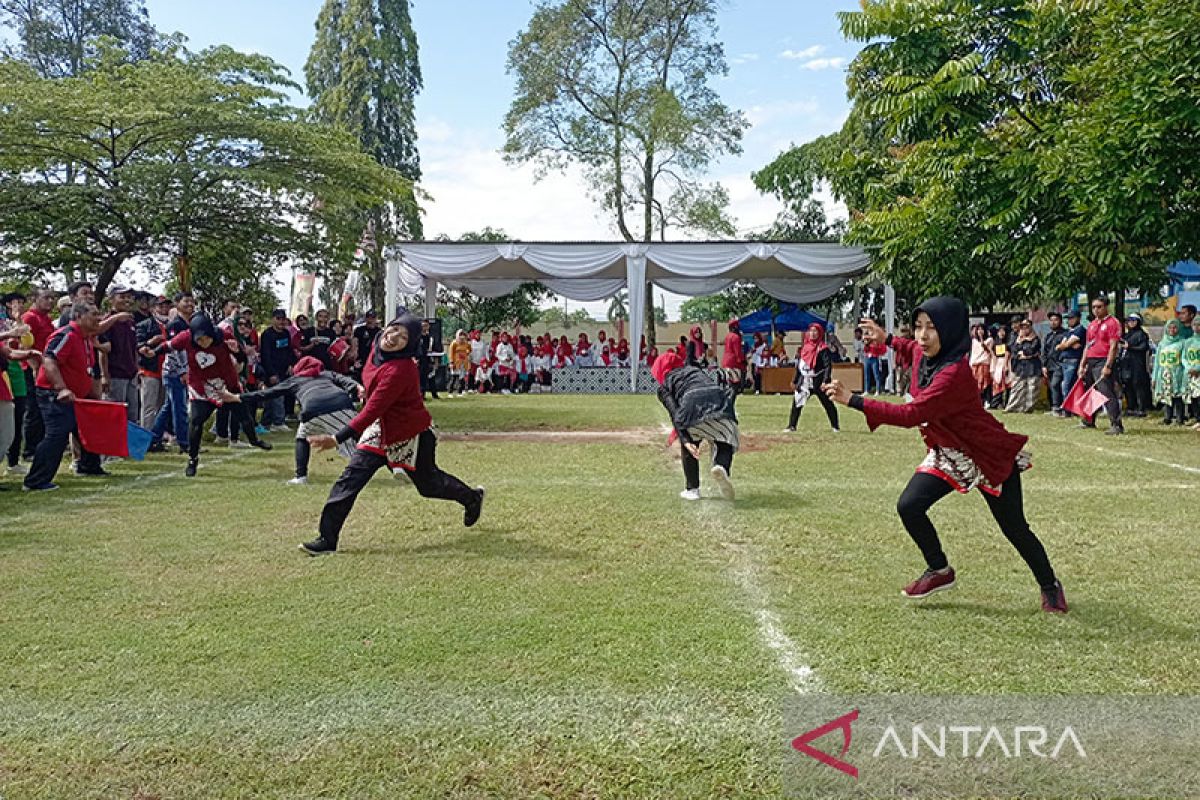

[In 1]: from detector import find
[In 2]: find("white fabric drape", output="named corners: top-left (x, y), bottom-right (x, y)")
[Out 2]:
top-left (626, 255), bottom-right (647, 390)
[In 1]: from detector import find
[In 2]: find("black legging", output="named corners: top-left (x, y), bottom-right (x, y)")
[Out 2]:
top-left (7, 394), bottom-right (26, 467)
top-left (789, 392), bottom-right (839, 431)
top-left (188, 400), bottom-right (259, 460)
top-left (895, 468), bottom-right (1056, 589)
top-left (680, 438), bottom-right (734, 490)
top-left (318, 430), bottom-right (476, 545)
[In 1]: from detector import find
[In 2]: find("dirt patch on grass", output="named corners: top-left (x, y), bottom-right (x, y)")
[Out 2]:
top-left (442, 429), bottom-right (662, 446)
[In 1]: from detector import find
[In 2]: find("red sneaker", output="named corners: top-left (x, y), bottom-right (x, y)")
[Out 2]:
top-left (1040, 581), bottom-right (1069, 614)
top-left (902, 567), bottom-right (956, 599)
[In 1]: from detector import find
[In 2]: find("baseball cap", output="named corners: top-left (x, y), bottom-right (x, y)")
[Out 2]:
top-left (107, 283), bottom-right (134, 296)
top-left (272, 308), bottom-right (288, 319)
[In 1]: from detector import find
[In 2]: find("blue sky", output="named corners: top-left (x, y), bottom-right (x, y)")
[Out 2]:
top-left (144, 0), bottom-right (864, 312)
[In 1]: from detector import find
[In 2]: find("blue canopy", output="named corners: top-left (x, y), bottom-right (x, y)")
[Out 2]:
top-left (1169, 260), bottom-right (1200, 281)
top-left (737, 304), bottom-right (829, 335)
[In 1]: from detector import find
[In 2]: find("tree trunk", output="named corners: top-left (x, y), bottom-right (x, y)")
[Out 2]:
top-left (1114, 289), bottom-right (1126, 320)
top-left (644, 287), bottom-right (657, 349)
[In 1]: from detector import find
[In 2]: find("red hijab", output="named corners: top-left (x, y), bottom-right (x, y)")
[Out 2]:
top-left (798, 323), bottom-right (829, 369)
top-left (293, 355), bottom-right (324, 378)
top-left (651, 350), bottom-right (684, 385)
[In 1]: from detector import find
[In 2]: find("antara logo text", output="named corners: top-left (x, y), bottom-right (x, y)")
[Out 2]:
top-left (792, 709), bottom-right (1087, 779)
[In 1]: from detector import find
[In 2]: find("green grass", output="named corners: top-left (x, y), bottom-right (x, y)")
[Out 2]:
top-left (1, 394), bottom-right (1197, 798)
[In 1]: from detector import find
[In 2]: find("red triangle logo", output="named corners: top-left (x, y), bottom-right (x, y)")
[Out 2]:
top-left (791, 708), bottom-right (859, 779)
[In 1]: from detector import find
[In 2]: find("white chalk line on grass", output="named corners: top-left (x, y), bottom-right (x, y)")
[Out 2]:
top-left (1045, 435), bottom-right (1200, 476)
top-left (652, 405), bottom-right (822, 694)
top-left (8, 448), bottom-right (259, 525)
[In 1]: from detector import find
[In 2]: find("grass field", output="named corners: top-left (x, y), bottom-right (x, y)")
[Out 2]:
top-left (2, 393), bottom-right (1198, 798)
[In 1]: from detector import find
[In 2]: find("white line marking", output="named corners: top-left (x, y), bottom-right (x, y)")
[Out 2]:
top-left (1047, 436), bottom-right (1200, 476)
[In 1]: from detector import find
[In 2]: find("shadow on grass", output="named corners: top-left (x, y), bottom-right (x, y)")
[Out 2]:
top-left (729, 491), bottom-right (809, 511)
top-left (913, 597), bottom-right (1198, 643)
top-left (365, 531), bottom-right (583, 561)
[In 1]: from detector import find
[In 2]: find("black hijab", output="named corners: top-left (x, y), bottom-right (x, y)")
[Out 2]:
top-left (913, 296), bottom-right (971, 389)
top-left (189, 312), bottom-right (219, 345)
top-left (371, 313), bottom-right (423, 366)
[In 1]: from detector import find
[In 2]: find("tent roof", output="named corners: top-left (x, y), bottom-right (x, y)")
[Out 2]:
top-left (737, 304), bottom-right (828, 334)
top-left (1170, 259), bottom-right (1200, 280)
top-left (389, 241), bottom-right (869, 304)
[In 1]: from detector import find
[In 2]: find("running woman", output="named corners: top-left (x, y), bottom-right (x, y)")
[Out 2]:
top-left (652, 350), bottom-right (738, 501)
top-left (301, 314), bottom-right (484, 556)
top-left (822, 297), bottom-right (1067, 613)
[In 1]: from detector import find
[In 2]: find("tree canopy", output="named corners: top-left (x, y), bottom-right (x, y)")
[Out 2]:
top-left (754, 0), bottom-right (1192, 309)
top-left (0, 0), bottom-right (157, 78)
top-left (306, 0), bottom-right (424, 315)
top-left (0, 42), bottom-right (408, 295)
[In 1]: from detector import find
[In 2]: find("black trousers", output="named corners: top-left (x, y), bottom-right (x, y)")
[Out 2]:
top-left (295, 437), bottom-right (312, 477)
top-left (1163, 396), bottom-right (1186, 423)
top-left (1046, 367), bottom-right (1065, 410)
top-left (188, 400), bottom-right (258, 460)
top-left (7, 394), bottom-right (26, 467)
top-left (21, 368), bottom-right (43, 459)
top-left (24, 389), bottom-right (101, 487)
top-left (681, 439), bottom-right (734, 490)
top-left (788, 392), bottom-right (839, 431)
top-left (1080, 357), bottom-right (1122, 429)
top-left (895, 469), bottom-right (1056, 589)
top-left (1122, 362), bottom-right (1152, 415)
top-left (318, 430), bottom-right (476, 545)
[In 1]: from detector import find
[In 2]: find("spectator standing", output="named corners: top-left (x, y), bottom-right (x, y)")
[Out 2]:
top-left (136, 296), bottom-right (171, 430)
top-left (852, 327), bottom-right (865, 363)
top-left (1, 292), bottom-right (34, 474)
top-left (99, 285), bottom-right (141, 423)
top-left (1183, 318), bottom-right (1200, 424)
top-left (1041, 312), bottom-right (1067, 415)
top-left (258, 309), bottom-right (298, 431)
top-left (148, 292), bottom-right (195, 453)
top-left (1119, 313), bottom-right (1153, 417)
top-left (987, 324), bottom-right (1011, 409)
top-left (1005, 320), bottom-right (1042, 413)
top-left (1077, 296), bottom-right (1124, 435)
top-left (19, 288), bottom-right (56, 459)
top-left (352, 311), bottom-right (381, 379)
top-left (721, 319), bottom-right (747, 393)
top-left (969, 325), bottom-right (991, 399)
top-left (301, 309), bottom-right (336, 370)
top-left (57, 281), bottom-right (94, 327)
top-left (1153, 319), bottom-right (1189, 425)
top-left (893, 325), bottom-right (914, 396)
top-left (1055, 310), bottom-right (1086, 415)
top-left (1177, 303), bottom-right (1197, 329)
top-left (24, 303), bottom-right (105, 490)
top-left (863, 338), bottom-right (886, 395)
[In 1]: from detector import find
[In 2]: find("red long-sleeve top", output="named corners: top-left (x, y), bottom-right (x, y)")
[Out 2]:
top-left (856, 337), bottom-right (1027, 487)
top-left (721, 332), bottom-right (746, 370)
top-left (169, 328), bottom-right (241, 404)
top-left (337, 356), bottom-right (431, 447)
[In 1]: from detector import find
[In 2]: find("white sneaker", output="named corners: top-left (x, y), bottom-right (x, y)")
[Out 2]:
top-left (272, 424), bottom-right (291, 433)
top-left (501, 389), bottom-right (511, 395)
top-left (710, 465), bottom-right (735, 500)
top-left (228, 440), bottom-right (251, 449)
top-left (831, 428), bottom-right (840, 433)
top-left (6, 462), bottom-right (28, 476)
top-left (287, 476), bottom-right (308, 485)
top-left (679, 488), bottom-right (701, 501)
top-left (213, 436), bottom-right (230, 446)
top-left (782, 427), bottom-right (795, 433)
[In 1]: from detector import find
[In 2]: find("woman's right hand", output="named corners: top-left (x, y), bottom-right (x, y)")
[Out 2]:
top-left (822, 380), bottom-right (852, 405)
top-left (858, 318), bottom-right (888, 346)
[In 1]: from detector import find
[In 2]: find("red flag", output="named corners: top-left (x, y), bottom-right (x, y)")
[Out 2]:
top-left (74, 399), bottom-right (129, 457)
top-left (1061, 379), bottom-right (1107, 419)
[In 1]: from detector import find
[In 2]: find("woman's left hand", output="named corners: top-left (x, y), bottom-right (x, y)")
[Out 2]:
top-left (822, 380), bottom-right (852, 405)
top-left (684, 442), bottom-right (701, 460)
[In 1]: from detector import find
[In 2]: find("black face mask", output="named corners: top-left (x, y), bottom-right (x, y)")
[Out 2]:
top-left (372, 313), bottom-right (423, 366)
top-left (913, 297), bottom-right (971, 389)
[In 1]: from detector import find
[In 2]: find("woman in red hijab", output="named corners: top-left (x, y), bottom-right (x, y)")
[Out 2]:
top-left (652, 349), bottom-right (739, 502)
top-left (686, 325), bottom-right (706, 367)
top-left (785, 323), bottom-right (840, 433)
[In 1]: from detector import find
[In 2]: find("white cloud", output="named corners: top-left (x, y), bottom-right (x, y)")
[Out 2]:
top-left (744, 98), bottom-right (821, 129)
top-left (730, 52), bottom-right (760, 65)
top-left (799, 57), bottom-right (847, 71)
top-left (780, 45), bottom-right (824, 61)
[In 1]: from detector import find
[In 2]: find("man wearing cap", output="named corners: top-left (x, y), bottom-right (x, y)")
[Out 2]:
top-left (137, 295), bottom-right (172, 429)
top-left (99, 285), bottom-right (141, 423)
top-left (259, 309), bottom-right (297, 430)
top-left (132, 292), bottom-right (153, 325)
top-left (1077, 295), bottom-right (1124, 435)
top-left (1054, 309), bottom-right (1087, 416)
top-left (1041, 312), bottom-right (1067, 416)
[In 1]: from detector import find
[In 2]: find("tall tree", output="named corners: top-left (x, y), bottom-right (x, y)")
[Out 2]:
top-left (754, 1), bottom-right (1169, 309)
top-left (504, 0), bottom-right (747, 346)
top-left (0, 43), bottom-right (407, 294)
top-left (306, 0), bottom-right (423, 315)
top-left (0, 0), bottom-right (157, 78)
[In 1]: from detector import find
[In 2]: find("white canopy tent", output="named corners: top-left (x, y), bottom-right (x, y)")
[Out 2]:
top-left (386, 241), bottom-right (881, 390)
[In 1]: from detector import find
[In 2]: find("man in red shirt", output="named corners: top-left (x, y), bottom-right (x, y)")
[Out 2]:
top-left (24, 302), bottom-right (104, 490)
top-left (1078, 295), bottom-right (1124, 435)
top-left (19, 288), bottom-right (57, 460)
top-left (720, 319), bottom-right (747, 393)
